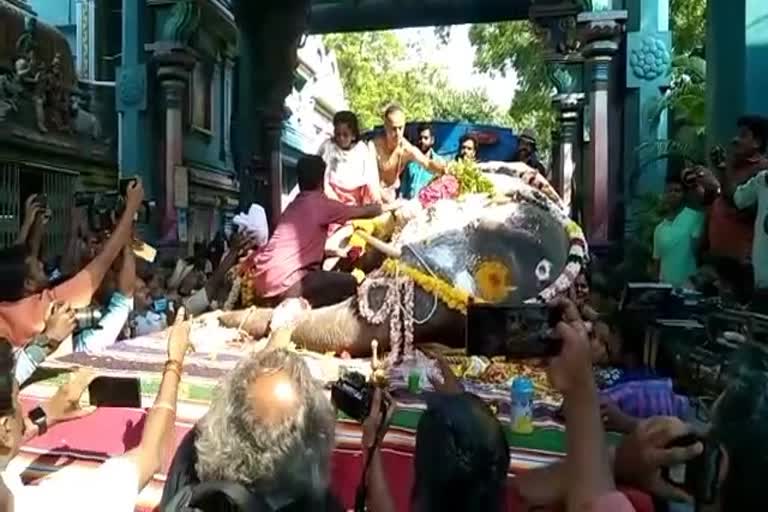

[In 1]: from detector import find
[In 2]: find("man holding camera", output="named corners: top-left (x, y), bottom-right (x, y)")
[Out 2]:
top-left (0, 180), bottom-right (144, 346)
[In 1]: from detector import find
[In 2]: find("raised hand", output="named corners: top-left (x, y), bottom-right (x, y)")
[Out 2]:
top-left (421, 350), bottom-right (463, 394)
top-left (167, 306), bottom-right (191, 365)
top-left (43, 301), bottom-right (76, 343)
top-left (614, 416), bottom-right (704, 502)
top-left (546, 298), bottom-right (593, 394)
top-left (42, 368), bottom-right (97, 425)
top-left (124, 178), bottom-right (145, 212)
top-left (23, 194), bottom-right (42, 222)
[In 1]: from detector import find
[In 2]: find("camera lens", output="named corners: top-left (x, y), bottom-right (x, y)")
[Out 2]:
top-left (74, 307), bottom-right (103, 331)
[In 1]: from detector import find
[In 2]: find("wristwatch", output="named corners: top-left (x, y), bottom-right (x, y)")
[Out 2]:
top-left (28, 406), bottom-right (48, 435)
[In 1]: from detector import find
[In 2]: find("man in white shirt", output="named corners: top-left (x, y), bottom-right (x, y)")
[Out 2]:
top-left (734, 168), bottom-right (768, 311)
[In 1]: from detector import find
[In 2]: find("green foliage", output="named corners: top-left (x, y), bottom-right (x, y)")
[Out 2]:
top-left (323, 32), bottom-right (506, 131)
top-left (640, 55), bottom-right (708, 168)
top-left (468, 22), bottom-right (555, 151)
top-left (447, 159), bottom-right (496, 195)
top-left (670, 0), bottom-right (707, 55)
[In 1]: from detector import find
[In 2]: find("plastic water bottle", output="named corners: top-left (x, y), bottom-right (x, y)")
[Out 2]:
top-left (510, 377), bottom-right (534, 434)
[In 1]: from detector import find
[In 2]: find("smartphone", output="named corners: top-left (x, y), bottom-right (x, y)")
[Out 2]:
top-left (152, 297), bottom-right (169, 313)
top-left (466, 302), bottom-right (562, 359)
top-left (662, 434), bottom-right (723, 505)
top-left (89, 376), bottom-right (142, 408)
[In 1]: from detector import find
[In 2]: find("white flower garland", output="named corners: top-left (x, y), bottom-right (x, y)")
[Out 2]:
top-left (357, 272), bottom-right (416, 364)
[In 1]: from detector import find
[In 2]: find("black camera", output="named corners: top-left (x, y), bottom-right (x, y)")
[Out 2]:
top-left (73, 306), bottom-right (103, 332)
top-left (466, 302), bottom-right (563, 359)
top-left (331, 371), bottom-right (374, 422)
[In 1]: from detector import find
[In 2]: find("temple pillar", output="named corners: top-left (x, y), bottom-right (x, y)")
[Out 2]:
top-left (116, 0), bottom-right (152, 194)
top-left (577, 9), bottom-right (627, 244)
top-left (145, 0), bottom-right (200, 245)
top-left (154, 55), bottom-right (194, 243)
top-left (706, 0), bottom-right (768, 148)
top-left (548, 63), bottom-right (584, 218)
top-left (234, 1), bottom-right (311, 226)
top-left (552, 91), bottom-right (585, 218)
top-left (622, 0), bottom-right (671, 236)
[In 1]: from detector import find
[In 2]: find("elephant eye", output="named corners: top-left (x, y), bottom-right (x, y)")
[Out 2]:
top-left (535, 259), bottom-right (552, 283)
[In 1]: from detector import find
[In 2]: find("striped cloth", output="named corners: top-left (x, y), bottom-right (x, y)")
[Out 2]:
top-left (600, 378), bottom-right (691, 420)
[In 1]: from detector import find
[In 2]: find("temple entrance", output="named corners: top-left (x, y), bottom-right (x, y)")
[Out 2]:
top-left (231, 0), bottom-right (662, 249)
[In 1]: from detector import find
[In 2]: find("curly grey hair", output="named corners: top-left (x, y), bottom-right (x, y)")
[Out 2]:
top-left (195, 349), bottom-right (336, 500)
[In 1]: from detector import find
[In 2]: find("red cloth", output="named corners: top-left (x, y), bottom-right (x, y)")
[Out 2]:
top-left (246, 191), bottom-right (358, 298)
top-left (331, 449), bottom-right (653, 512)
top-left (707, 161), bottom-right (763, 262)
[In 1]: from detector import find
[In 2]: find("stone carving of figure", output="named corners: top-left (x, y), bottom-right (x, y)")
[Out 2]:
top-left (41, 53), bottom-right (71, 133)
top-left (69, 92), bottom-right (101, 139)
top-left (13, 17), bottom-right (47, 132)
top-left (0, 74), bottom-right (23, 122)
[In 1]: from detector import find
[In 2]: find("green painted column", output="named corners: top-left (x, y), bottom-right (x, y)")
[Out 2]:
top-left (707, 0), bottom-right (768, 149)
top-left (116, 0), bottom-right (152, 195)
top-left (622, 0), bottom-right (671, 235)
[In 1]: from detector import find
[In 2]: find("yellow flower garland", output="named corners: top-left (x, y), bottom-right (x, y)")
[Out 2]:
top-left (381, 259), bottom-right (473, 313)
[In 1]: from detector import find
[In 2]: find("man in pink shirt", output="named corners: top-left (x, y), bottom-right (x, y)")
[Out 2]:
top-left (250, 156), bottom-right (394, 307)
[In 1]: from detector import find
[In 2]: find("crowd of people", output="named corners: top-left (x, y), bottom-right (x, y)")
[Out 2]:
top-left (652, 115), bottom-right (768, 312)
top-left (0, 103), bottom-right (765, 512)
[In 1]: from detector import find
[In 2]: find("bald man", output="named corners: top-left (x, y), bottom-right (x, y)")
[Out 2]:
top-left (369, 104), bottom-right (446, 202)
top-left (161, 349), bottom-right (343, 511)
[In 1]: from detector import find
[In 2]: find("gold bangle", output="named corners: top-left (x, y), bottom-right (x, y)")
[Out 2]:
top-left (152, 402), bottom-right (176, 413)
top-left (164, 360), bottom-right (183, 375)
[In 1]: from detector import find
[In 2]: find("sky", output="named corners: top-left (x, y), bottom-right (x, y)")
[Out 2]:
top-left (395, 25), bottom-right (518, 110)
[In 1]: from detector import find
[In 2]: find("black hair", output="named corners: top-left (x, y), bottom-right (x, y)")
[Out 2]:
top-left (459, 133), bottom-right (479, 150)
top-left (383, 103), bottom-right (404, 119)
top-left (666, 157), bottom-right (685, 184)
top-left (710, 345), bottom-right (768, 511)
top-left (332, 111), bottom-right (360, 140)
top-left (0, 342), bottom-right (15, 417)
top-left (412, 393), bottom-right (509, 512)
top-left (416, 123), bottom-right (432, 136)
top-left (0, 245), bottom-right (30, 302)
top-left (737, 115), bottom-right (768, 153)
top-left (297, 155), bottom-right (327, 192)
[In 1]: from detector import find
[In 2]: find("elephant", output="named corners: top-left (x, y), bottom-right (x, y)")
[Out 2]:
top-left (220, 162), bottom-right (588, 357)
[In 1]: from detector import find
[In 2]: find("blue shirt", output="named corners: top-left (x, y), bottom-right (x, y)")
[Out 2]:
top-left (399, 151), bottom-right (442, 199)
top-left (73, 292), bottom-right (134, 353)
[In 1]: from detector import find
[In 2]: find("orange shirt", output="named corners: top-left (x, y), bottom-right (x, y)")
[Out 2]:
top-left (0, 270), bottom-right (95, 346)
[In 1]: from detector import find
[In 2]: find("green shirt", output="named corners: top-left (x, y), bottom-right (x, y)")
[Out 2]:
top-left (653, 207), bottom-right (705, 288)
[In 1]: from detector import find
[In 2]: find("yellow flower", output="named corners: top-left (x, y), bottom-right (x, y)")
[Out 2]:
top-left (475, 260), bottom-right (514, 303)
top-left (381, 259), bottom-right (471, 313)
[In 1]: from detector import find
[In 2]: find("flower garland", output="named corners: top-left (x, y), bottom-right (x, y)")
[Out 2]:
top-left (357, 273), bottom-right (416, 363)
top-left (380, 259), bottom-right (472, 314)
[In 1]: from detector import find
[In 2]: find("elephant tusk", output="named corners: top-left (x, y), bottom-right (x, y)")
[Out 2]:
top-left (354, 230), bottom-right (402, 258)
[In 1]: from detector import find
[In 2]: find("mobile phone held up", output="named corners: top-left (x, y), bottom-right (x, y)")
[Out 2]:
top-left (89, 376), bottom-right (142, 408)
top-left (466, 302), bottom-right (562, 360)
